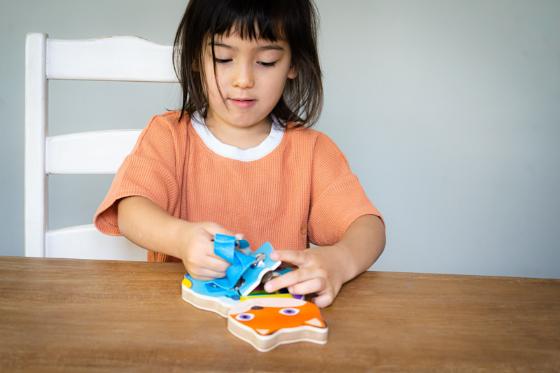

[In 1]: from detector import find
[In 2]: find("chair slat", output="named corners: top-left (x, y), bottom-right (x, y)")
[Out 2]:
top-left (46, 36), bottom-right (178, 82)
top-left (46, 130), bottom-right (141, 174)
top-left (46, 224), bottom-right (146, 261)
top-left (25, 33), bottom-right (48, 257)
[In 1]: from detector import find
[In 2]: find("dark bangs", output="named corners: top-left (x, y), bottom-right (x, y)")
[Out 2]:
top-left (210, 2), bottom-right (286, 41)
top-left (173, 0), bottom-right (323, 128)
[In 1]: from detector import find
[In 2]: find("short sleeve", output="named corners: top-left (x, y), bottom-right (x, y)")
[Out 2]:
top-left (308, 133), bottom-right (382, 246)
top-left (93, 115), bottom-right (181, 235)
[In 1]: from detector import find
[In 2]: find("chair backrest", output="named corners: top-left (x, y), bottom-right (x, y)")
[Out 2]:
top-left (25, 33), bottom-right (178, 260)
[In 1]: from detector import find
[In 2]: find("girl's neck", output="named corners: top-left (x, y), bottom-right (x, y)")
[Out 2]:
top-left (204, 114), bottom-right (272, 150)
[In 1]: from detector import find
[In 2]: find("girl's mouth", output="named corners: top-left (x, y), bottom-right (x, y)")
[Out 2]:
top-left (229, 98), bottom-right (256, 108)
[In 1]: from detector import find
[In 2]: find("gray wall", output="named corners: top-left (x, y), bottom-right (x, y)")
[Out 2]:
top-left (1, 0), bottom-right (559, 278)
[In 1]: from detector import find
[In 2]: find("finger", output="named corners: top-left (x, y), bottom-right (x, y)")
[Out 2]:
top-left (270, 249), bottom-right (308, 266)
top-left (312, 292), bottom-right (334, 308)
top-left (188, 274), bottom-right (214, 281)
top-left (203, 254), bottom-right (230, 273)
top-left (264, 267), bottom-right (317, 293)
top-left (188, 267), bottom-right (226, 280)
top-left (287, 277), bottom-right (326, 296)
top-left (203, 223), bottom-right (245, 245)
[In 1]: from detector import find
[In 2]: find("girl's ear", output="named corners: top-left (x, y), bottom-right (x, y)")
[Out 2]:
top-left (287, 65), bottom-right (298, 79)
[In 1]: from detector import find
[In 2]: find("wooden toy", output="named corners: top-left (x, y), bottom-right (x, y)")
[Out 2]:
top-left (181, 234), bottom-right (281, 316)
top-left (181, 275), bottom-right (240, 317)
top-left (181, 274), bottom-right (301, 317)
top-left (227, 297), bottom-right (328, 352)
top-left (181, 234), bottom-right (329, 351)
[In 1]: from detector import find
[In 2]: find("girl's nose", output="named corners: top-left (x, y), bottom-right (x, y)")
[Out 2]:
top-left (232, 63), bottom-right (255, 89)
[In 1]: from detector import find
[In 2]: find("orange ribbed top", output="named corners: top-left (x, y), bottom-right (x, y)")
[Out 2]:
top-left (94, 111), bottom-right (381, 262)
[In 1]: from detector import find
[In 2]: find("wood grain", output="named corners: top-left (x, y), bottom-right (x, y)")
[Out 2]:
top-left (0, 257), bottom-right (559, 372)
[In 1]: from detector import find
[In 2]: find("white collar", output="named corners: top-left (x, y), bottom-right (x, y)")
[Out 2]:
top-left (191, 112), bottom-right (285, 162)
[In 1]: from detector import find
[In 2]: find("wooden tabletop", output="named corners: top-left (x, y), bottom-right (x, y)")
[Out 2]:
top-left (0, 257), bottom-right (559, 372)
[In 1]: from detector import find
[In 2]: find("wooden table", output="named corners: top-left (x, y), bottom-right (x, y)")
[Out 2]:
top-left (1, 257), bottom-right (559, 372)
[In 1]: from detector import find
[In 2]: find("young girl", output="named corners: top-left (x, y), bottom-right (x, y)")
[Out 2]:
top-left (94, 0), bottom-right (385, 308)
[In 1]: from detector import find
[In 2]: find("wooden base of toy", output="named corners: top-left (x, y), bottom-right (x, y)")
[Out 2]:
top-left (227, 319), bottom-right (328, 352)
top-left (181, 283), bottom-right (237, 317)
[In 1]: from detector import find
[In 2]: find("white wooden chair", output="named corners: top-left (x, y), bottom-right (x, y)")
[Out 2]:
top-left (25, 33), bottom-right (177, 260)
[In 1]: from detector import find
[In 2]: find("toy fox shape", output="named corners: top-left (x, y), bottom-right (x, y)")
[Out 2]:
top-left (227, 297), bottom-right (328, 352)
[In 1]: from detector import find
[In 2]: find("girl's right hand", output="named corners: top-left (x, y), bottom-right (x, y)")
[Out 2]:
top-left (178, 221), bottom-right (241, 281)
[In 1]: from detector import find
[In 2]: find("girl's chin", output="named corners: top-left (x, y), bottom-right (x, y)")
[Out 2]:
top-left (207, 109), bottom-right (271, 129)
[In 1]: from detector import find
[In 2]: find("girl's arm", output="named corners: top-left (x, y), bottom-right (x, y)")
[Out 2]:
top-left (118, 196), bottom-right (233, 280)
top-left (265, 214), bottom-right (386, 307)
top-left (334, 214), bottom-right (386, 284)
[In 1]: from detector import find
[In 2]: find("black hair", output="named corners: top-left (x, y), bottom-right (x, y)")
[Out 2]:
top-left (172, 0), bottom-right (323, 129)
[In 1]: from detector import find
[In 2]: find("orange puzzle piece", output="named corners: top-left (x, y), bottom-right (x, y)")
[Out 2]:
top-left (227, 297), bottom-right (328, 352)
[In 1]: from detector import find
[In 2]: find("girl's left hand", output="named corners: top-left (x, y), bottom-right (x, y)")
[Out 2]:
top-left (264, 246), bottom-right (346, 308)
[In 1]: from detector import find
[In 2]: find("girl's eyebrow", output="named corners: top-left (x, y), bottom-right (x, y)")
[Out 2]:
top-left (210, 42), bottom-right (285, 52)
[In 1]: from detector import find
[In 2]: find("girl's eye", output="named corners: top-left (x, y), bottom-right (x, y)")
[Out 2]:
top-left (214, 58), bottom-right (232, 64)
top-left (258, 61), bottom-right (277, 67)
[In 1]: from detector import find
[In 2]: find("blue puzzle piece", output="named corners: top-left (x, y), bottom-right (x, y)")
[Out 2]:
top-left (213, 252), bottom-right (255, 290)
top-left (213, 234), bottom-right (235, 262)
top-left (185, 234), bottom-right (281, 299)
top-left (213, 233), bottom-right (249, 263)
top-left (185, 273), bottom-right (239, 301)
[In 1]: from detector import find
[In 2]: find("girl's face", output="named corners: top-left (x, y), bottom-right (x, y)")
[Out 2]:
top-left (201, 32), bottom-right (297, 132)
